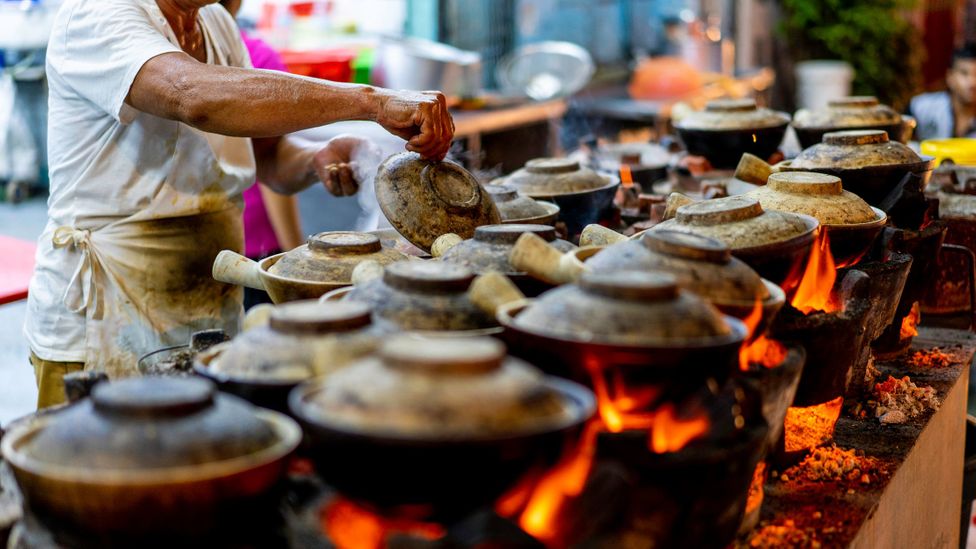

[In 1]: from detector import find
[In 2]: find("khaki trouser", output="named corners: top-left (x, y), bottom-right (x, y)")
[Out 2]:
top-left (30, 351), bottom-right (84, 409)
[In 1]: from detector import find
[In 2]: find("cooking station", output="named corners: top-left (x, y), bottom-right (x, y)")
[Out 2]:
top-left (3, 92), bottom-right (976, 549)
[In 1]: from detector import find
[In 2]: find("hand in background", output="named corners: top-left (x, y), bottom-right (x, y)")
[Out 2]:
top-left (375, 90), bottom-right (454, 161)
top-left (313, 134), bottom-right (372, 197)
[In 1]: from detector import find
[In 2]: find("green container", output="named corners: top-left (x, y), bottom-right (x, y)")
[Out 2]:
top-left (352, 48), bottom-right (374, 85)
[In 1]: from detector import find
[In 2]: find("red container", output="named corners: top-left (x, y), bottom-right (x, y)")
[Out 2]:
top-left (280, 49), bottom-right (356, 82)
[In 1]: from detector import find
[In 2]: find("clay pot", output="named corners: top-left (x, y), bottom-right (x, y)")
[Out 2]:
top-left (194, 300), bottom-right (385, 413)
top-left (433, 224), bottom-right (575, 296)
top-left (484, 183), bottom-right (561, 225)
top-left (780, 130), bottom-right (936, 205)
top-left (496, 271), bottom-right (747, 403)
top-left (510, 229), bottom-right (785, 332)
top-left (495, 158), bottom-right (621, 238)
top-left (593, 142), bottom-right (670, 193)
top-left (329, 260), bottom-right (500, 333)
top-left (745, 171), bottom-right (887, 266)
top-left (1, 377), bottom-right (300, 544)
top-left (792, 96), bottom-right (915, 147)
top-left (652, 196), bottom-right (819, 292)
top-left (289, 335), bottom-right (595, 520)
top-left (375, 152), bottom-right (501, 252)
top-left (675, 99), bottom-right (791, 169)
top-left (212, 231), bottom-right (409, 303)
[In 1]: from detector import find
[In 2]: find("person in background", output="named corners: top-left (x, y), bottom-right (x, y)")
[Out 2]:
top-left (909, 44), bottom-right (976, 141)
top-left (219, 0), bottom-right (303, 309)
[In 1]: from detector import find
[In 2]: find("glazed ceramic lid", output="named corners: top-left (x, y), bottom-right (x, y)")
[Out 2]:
top-left (746, 172), bottom-right (879, 225)
top-left (653, 195), bottom-right (816, 249)
top-left (439, 224), bottom-right (576, 274)
top-left (205, 300), bottom-right (382, 382)
top-left (292, 336), bottom-right (577, 438)
top-left (793, 96), bottom-right (901, 129)
top-left (267, 231), bottom-right (407, 283)
top-left (789, 130), bottom-right (921, 169)
top-left (346, 261), bottom-right (497, 332)
top-left (514, 271), bottom-right (732, 345)
top-left (502, 157), bottom-right (613, 195)
top-left (675, 99), bottom-right (790, 131)
top-left (485, 183), bottom-right (558, 222)
top-left (375, 152), bottom-right (501, 252)
top-left (585, 230), bottom-right (770, 304)
top-left (19, 377), bottom-right (280, 469)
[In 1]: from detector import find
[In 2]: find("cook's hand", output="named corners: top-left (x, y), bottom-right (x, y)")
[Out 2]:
top-left (375, 90), bottom-right (454, 161)
top-left (313, 135), bottom-right (371, 197)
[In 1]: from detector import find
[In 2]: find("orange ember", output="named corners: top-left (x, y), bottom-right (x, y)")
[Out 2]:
top-left (900, 302), bottom-right (920, 340)
top-left (649, 403), bottom-right (710, 453)
top-left (738, 299), bottom-right (787, 371)
top-left (783, 397), bottom-right (844, 453)
top-left (620, 164), bottom-right (634, 189)
top-left (790, 230), bottom-right (840, 314)
top-left (322, 498), bottom-right (445, 549)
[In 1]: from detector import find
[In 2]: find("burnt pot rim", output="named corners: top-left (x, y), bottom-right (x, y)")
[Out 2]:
top-left (256, 253), bottom-right (351, 289)
top-left (287, 376), bottom-right (596, 443)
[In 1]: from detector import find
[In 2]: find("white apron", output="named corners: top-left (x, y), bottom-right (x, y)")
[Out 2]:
top-left (46, 17), bottom-right (252, 377)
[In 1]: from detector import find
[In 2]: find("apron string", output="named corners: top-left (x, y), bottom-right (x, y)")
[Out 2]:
top-left (52, 226), bottom-right (103, 318)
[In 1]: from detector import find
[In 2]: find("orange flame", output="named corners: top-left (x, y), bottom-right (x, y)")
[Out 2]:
top-left (321, 498), bottom-right (445, 549)
top-left (737, 299), bottom-right (787, 371)
top-left (500, 361), bottom-right (711, 546)
top-left (649, 403), bottom-right (710, 453)
top-left (782, 397), bottom-right (844, 453)
top-left (744, 461), bottom-right (767, 517)
top-left (900, 302), bottom-right (920, 340)
top-left (790, 230), bottom-right (839, 314)
top-left (620, 164), bottom-right (634, 189)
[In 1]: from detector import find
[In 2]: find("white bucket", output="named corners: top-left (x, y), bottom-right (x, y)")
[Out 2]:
top-left (795, 60), bottom-right (855, 111)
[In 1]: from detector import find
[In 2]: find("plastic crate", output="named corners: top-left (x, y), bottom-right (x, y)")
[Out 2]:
top-left (280, 49), bottom-right (356, 82)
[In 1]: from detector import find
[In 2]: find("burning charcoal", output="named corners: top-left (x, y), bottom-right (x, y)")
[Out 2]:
top-left (907, 348), bottom-right (953, 369)
top-left (878, 172), bottom-right (929, 230)
top-left (437, 510), bottom-right (547, 549)
top-left (867, 375), bottom-right (941, 421)
top-left (783, 444), bottom-right (887, 485)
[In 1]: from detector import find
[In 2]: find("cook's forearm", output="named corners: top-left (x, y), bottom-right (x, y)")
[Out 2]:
top-left (255, 134), bottom-right (320, 194)
top-left (128, 53), bottom-right (384, 137)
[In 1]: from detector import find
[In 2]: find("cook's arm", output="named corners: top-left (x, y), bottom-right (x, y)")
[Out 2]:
top-left (257, 183), bottom-right (304, 250)
top-left (251, 133), bottom-right (366, 196)
top-left (126, 51), bottom-right (454, 160)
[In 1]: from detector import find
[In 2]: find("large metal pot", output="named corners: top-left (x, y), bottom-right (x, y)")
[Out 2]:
top-left (1, 378), bottom-right (301, 547)
top-left (289, 335), bottom-right (595, 521)
top-left (371, 37), bottom-right (482, 98)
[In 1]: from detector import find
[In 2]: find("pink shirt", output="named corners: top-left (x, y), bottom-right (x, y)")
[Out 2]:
top-left (242, 31), bottom-right (288, 257)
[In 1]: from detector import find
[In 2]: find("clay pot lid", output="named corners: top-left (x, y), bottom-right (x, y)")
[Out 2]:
top-left (642, 229), bottom-right (732, 264)
top-left (747, 172), bottom-right (878, 226)
top-left (586, 231), bottom-right (770, 304)
top-left (269, 300), bottom-right (372, 335)
top-left (21, 377), bottom-right (279, 469)
top-left (793, 96), bottom-right (902, 129)
top-left (655, 196), bottom-right (816, 250)
top-left (790, 129), bottom-right (921, 169)
top-left (308, 232), bottom-right (382, 254)
top-left (375, 153), bottom-right (501, 252)
top-left (676, 99), bottom-right (790, 131)
top-left (513, 270), bottom-right (734, 346)
top-left (474, 224), bottom-right (557, 245)
top-left (267, 231), bottom-right (407, 284)
top-left (485, 184), bottom-right (556, 222)
top-left (293, 335), bottom-right (578, 438)
top-left (382, 260), bottom-right (476, 293)
top-left (503, 157), bottom-right (612, 195)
